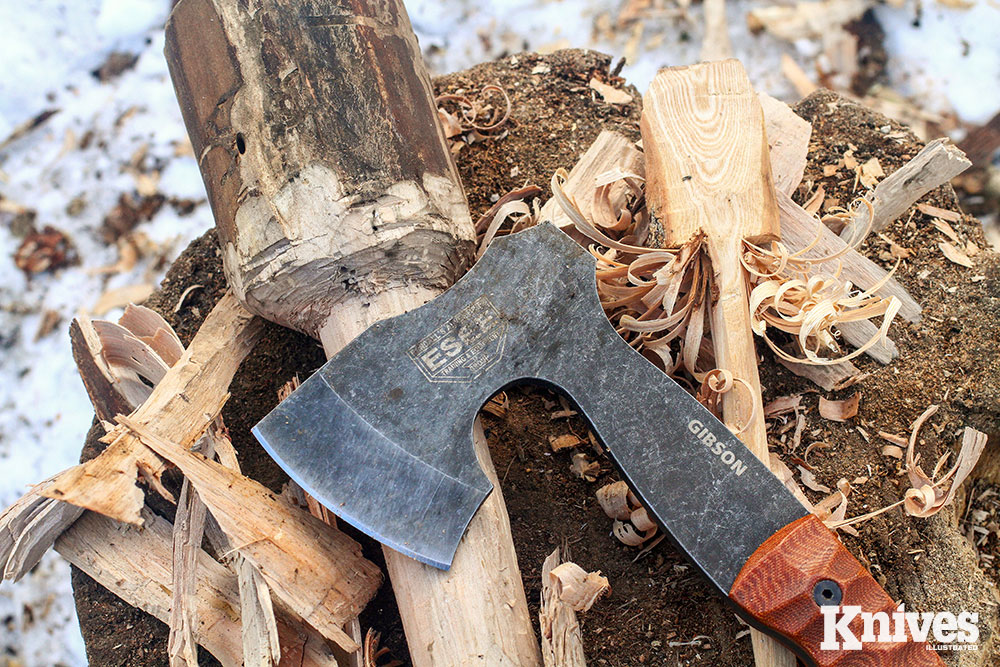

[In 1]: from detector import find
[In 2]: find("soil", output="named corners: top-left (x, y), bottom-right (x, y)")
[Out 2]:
top-left (72, 51), bottom-right (1000, 666)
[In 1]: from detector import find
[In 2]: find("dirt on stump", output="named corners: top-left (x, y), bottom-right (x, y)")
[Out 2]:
top-left (73, 50), bottom-right (1000, 666)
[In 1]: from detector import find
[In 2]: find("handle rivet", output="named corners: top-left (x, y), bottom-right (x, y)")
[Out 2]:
top-left (813, 579), bottom-right (842, 606)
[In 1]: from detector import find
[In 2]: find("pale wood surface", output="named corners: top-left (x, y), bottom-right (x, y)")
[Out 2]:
top-left (322, 313), bottom-right (543, 667)
top-left (539, 549), bottom-right (587, 667)
top-left (641, 60), bottom-right (795, 667)
top-left (165, 0), bottom-right (476, 339)
top-left (839, 137), bottom-right (971, 242)
top-left (56, 508), bottom-right (339, 667)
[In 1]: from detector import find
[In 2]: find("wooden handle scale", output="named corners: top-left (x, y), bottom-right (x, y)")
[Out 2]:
top-left (732, 515), bottom-right (944, 666)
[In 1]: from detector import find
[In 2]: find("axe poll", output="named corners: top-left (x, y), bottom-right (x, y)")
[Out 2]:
top-left (164, 1), bottom-right (542, 665)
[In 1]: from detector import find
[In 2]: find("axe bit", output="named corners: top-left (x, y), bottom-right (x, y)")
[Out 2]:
top-left (255, 223), bottom-right (943, 667)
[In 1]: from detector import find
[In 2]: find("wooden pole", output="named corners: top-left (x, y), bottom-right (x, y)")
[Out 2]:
top-left (164, 1), bottom-right (541, 665)
top-left (641, 59), bottom-right (797, 667)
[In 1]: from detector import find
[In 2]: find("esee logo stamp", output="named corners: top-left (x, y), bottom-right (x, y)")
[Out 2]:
top-left (408, 296), bottom-right (507, 382)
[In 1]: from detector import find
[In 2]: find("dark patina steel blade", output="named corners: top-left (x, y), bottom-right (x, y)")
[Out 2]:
top-left (254, 223), bottom-right (806, 591)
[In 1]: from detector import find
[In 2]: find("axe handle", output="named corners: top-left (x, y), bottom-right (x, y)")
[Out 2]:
top-left (165, 1), bottom-right (541, 665)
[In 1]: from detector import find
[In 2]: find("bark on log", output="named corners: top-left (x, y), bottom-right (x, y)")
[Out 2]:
top-left (165, 0), bottom-right (475, 339)
top-left (165, 2), bottom-right (541, 665)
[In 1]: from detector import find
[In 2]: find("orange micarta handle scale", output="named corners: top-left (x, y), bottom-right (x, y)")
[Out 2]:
top-left (730, 515), bottom-right (945, 666)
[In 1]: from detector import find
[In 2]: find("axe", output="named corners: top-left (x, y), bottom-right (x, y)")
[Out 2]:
top-left (164, 0), bottom-right (541, 664)
top-left (258, 222), bottom-right (946, 667)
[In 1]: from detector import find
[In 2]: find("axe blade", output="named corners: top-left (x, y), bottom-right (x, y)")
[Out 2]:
top-left (253, 373), bottom-right (491, 569)
top-left (254, 223), bottom-right (805, 580)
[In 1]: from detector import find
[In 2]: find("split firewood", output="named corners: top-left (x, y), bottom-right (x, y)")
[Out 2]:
top-left (116, 414), bottom-right (381, 653)
top-left (539, 549), bottom-right (587, 667)
top-left (15, 292), bottom-right (380, 654)
top-left (700, 0), bottom-right (731, 62)
top-left (641, 59), bottom-right (797, 667)
top-left (55, 507), bottom-right (338, 667)
top-left (165, 0), bottom-right (541, 663)
top-left (44, 292), bottom-right (262, 522)
top-left (839, 138), bottom-right (972, 242)
top-left (758, 92), bottom-right (811, 197)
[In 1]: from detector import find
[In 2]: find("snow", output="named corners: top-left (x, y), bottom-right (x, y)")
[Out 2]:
top-left (0, 1), bottom-right (995, 665)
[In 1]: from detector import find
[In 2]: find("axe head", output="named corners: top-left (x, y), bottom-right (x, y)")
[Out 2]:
top-left (254, 223), bottom-right (805, 581)
top-left (254, 224), bottom-right (601, 568)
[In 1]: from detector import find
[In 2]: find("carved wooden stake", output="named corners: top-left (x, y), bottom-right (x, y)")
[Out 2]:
top-left (641, 59), bottom-right (797, 667)
top-left (165, 1), bottom-right (541, 665)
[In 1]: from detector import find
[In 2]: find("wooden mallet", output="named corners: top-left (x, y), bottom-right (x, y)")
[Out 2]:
top-left (165, 1), bottom-right (542, 665)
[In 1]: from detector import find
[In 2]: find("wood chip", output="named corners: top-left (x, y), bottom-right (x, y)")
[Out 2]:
top-left (570, 452), bottom-right (600, 482)
top-left (548, 562), bottom-right (610, 612)
top-left (588, 78), bottom-right (633, 105)
top-left (940, 241), bottom-right (975, 268)
top-left (92, 283), bottom-right (155, 315)
top-left (549, 434), bottom-right (583, 452)
top-left (932, 218), bottom-right (961, 243)
top-left (858, 157), bottom-right (885, 189)
top-left (797, 465), bottom-right (832, 494)
top-left (882, 445), bottom-right (904, 459)
top-left (917, 202), bottom-right (962, 222)
top-left (818, 393), bottom-right (860, 422)
top-left (539, 548), bottom-right (587, 667)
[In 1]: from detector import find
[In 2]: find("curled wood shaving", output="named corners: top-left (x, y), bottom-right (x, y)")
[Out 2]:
top-left (548, 562), bottom-right (610, 611)
top-left (482, 392), bottom-right (509, 419)
top-left (363, 629), bottom-right (402, 667)
top-left (903, 406), bottom-right (987, 518)
top-left (596, 481), bottom-right (633, 520)
top-left (539, 548), bottom-right (587, 667)
top-left (436, 84), bottom-right (512, 151)
top-left (818, 393), bottom-right (860, 422)
top-left (743, 198), bottom-right (903, 365)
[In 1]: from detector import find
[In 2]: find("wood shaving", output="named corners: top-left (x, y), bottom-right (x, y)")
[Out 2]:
top-left (932, 218), bottom-right (961, 243)
top-left (570, 453), bottom-right (600, 482)
top-left (903, 406), bottom-right (987, 518)
top-left (818, 393), bottom-right (860, 422)
top-left (588, 78), bottom-right (633, 105)
top-left (548, 562), bottom-right (610, 612)
top-left (939, 242), bottom-right (975, 268)
top-left (917, 203), bottom-right (962, 222)
top-left (763, 394), bottom-right (802, 418)
top-left (550, 434), bottom-right (583, 452)
top-left (539, 548), bottom-right (587, 667)
top-left (797, 465), bottom-right (831, 494)
top-left (596, 481), bottom-right (633, 520)
top-left (482, 392), bottom-right (509, 419)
